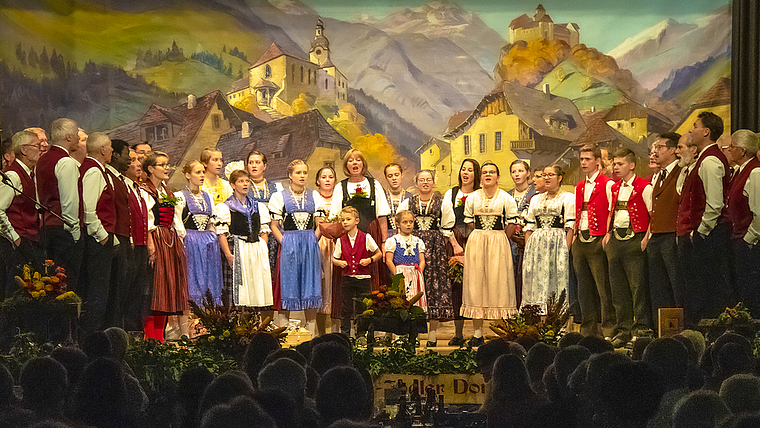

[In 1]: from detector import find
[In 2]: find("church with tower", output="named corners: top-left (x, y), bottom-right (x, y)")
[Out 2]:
top-left (226, 19), bottom-right (348, 117)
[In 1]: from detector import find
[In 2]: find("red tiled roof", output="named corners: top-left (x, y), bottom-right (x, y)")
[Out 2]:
top-left (509, 14), bottom-right (533, 29)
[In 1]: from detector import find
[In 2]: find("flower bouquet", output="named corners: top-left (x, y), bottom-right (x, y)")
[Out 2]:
top-left (318, 213), bottom-right (346, 240)
top-left (447, 256), bottom-right (464, 284)
top-left (489, 290), bottom-right (569, 345)
top-left (158, 193), bottom-right (178, 227)
top-left (356, 274), bottom-right (427, 337)
top-left (351, 184), bottom-right (369, 199)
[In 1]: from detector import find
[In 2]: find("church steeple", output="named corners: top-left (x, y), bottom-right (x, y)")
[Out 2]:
top-left (309, 18), bottom-right (331, 67)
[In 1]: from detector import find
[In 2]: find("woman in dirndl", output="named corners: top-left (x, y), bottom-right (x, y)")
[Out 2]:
top-left (442, 158), bottom-right (480, 346)
top-left (507, 160), bottom-right (537, 308)
top-left (314, 165), bottom-right (342, 335)
top-left (270, 160), bottom-right (323, 334)
top-left (462, 162), bottom-right (519, 347)
top-left (142, 151), bottom-right (190, 341)
top-left (175, 161), bottom-right (223, 305)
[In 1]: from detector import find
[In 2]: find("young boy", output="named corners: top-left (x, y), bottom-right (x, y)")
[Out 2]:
top-left (332, 206), bottom-right (382, 335)
top-left (384, 209), bottom-right (427, 311)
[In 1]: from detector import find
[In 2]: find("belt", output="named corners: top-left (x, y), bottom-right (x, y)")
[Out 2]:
top-left (577, 229), bottom-right (596, 243)
top-left (613, 227), bottom-right (635, 241)
top-left (613, 201), bottom-right (628, 211)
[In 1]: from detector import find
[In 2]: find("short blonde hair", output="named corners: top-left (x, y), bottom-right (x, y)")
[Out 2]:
top-left (341, 149), bottom-right (368, 177)
top-left (395, 209), bottom-right (414, 225)
top-left (340, 206), bottom-right (360, 219)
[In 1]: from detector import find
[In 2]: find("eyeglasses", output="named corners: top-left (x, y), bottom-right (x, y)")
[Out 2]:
top-left (654, 144), bottom-right (669, 149)
top-left (543, 173), bottom-right (557, 178)
top-left (417, 178), bottom-right (434, 183)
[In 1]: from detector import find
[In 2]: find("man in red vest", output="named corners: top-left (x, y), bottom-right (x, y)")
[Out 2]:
top-left (123, 149), bottom-right (153, 333)
top-left (677, 111), bottom-right (731, 326)
top-left (603, 148), bottom-right (653, 347)
top-left (572, 143), bottom-right (616, 338)
top-left (105, 139), bottom-right (133, 328)
top-left (723, 130), bottom-right (760, 315)
top-left (647, 132), bottom-right (683, 327)
top-left (0, 130), bottom-right (42, 297)
top-left (79, 132), bottom-right (116, 333)
top-left (36, 118), bottom-right (84, 288)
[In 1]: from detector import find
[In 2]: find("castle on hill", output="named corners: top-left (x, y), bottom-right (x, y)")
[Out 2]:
top-left (508, 4), bottom-right (580, 47)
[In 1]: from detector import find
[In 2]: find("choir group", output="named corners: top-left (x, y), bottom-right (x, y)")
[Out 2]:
top-left (0, 111), bottom-right (758, 347)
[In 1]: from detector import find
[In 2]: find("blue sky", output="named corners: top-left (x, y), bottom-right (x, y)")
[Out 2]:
top-left (303, 0), bottom-right (730, 54)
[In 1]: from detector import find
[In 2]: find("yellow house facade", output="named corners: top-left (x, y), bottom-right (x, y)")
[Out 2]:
top-left (417, 138), bottom-right (452, 192)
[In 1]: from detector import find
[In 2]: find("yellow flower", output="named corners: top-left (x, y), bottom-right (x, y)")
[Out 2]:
top-left (34, 282), bottom-right (44, 291)
top-left (208, 336), bottom-right (216, 342)
top-left (22, 266), bottom-right (30, 281)
top-left (362, 309), bottom-right (374, 316)
top-left (30, 291), bottom-right (39, 298)
top-left (40, 277), bottom-right (51, 283)
top-left (33, 272), bottom-right (40, 281)
top-left (38, 290), bottom-right (45, 297)
top-left (45, 260), bottom-right (54, 267)
top-left (390, 297), bottom-right (404, 308)
top-left (223, 330), bottom-right (230, 337)
top-left (45, 284), bottom-right (53, 292)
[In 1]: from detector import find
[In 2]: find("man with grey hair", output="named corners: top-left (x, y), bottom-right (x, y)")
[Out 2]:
top-left (23, 127), bottom-right (49, 155)
top-left (79, 131), bottom-right (116, 333)
top-left (36, 118), bottom-right (83, 289)
top-left (723, 129), bottom-right (760, 315)
top-left (0, 131), bottom-right (42, 297)
top-left (675, 134), bottom-right (699, 194)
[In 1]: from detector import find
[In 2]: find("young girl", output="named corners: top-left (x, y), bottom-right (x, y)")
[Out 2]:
top-left (216, 170), bottom-right (273, 308)
top-left (174, 160), bottom-right (223, 305)
top-left (384, 209), bottom-right (427, 311)
top-left (199, 147), bottom-right (232, 205)
top-left (314, 166), bottom-right (341, 335)
top-left (462, 162), bottom-right (519, 346)
top-left (269, 160), bottom-right (323, 333)
top-left (508, 160), bottom-right (537, 308)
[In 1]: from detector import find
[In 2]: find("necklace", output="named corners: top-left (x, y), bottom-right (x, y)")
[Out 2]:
top-left (483, 188), bottom-right (498, 208)
top-left (252, 179), bottom-right (269, 200)
top-left (290, 187), bottom-right (306, 211)
top-left (418, 195), bottom-right (432, 215)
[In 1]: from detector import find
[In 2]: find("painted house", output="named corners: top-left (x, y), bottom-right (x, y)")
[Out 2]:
top-left (226, 19), bottom-right (348, 118)
top-left (416, 137), bottom-right (452, 190)
top-left (215, 109), bottom-right (352, 185)
top-left (509, 4), bottom-right (580, 47)
top-left (443, 82), bottom-right (587, 190)
top-left (603, 100), bottom-right (674, 144)
top-left (105, 90), bottom-right (264, 189)
top-left (673, 77), bottom-right (731, 137)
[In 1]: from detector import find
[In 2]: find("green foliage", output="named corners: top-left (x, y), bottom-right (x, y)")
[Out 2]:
top-left (0, 333), bottom-right (48, 381)
top-left (353, 340), bottom-right (479, 378)
top-left (718, 302), bottom-right (751, 326)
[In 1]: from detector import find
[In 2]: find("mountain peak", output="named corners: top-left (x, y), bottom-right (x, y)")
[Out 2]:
top-left (268, 0), bottom-right (316, 16)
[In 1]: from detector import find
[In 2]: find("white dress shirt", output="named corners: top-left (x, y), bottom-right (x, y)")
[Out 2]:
top-left (696, 143), bottom-right (726, 236)
top-left (81, 157), bottom-right (113, 243)
top-left (611, 175), bottom-right (653, 229)
top-left (577, 170), bottom-right (613, 231)
top-left (53, 146), bottom-right (81, 241)
top-left (0, 161), bottom-right (33, 243)
top-left (740, 159), bottom-right (760, 245)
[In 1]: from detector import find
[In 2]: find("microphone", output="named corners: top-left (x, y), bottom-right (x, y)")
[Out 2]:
top-left (0, 170), bottom-right (11, 185)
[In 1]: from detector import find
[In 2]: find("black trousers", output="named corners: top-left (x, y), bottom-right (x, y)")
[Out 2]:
top-left (732, 238), bottom-right (760, 316)
top-left (43, 226), bottom-right (83, 293)
top-left (106, 234), bottom-right (132, 328)
top-left (124, 245), bottom-right (153, 332)
top-left (80, 234), bottom-right (114, 334)
top-left (572, 234), bottom-right (616, 337)
top-left (647, 232), bottom-right (682, 326)
top-left (606, 233), bottom-right (652, 335)
top-left (0, 237), bottom-right (42, 299)
top-left (340, 276), bottom-right (369, 334)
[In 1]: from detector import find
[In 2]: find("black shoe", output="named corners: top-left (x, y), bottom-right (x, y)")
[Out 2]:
top-left (448, 336), bottom-right (466, 347)
top-left (426, 341), bottom-right (436, 348)
top-left (470, 336), bottom-right (485, 347)
top-left (610, 332), bottom-right (632, 348)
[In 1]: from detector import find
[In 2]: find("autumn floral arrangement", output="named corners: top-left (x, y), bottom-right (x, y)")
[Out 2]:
top-left (4, 261), bottom-right (81, 310)
top-left (717, 302), bottom-right (751, 326)
top-left (455, 194), bottom-right (468, 207)
top-left (357, 274), bottom-right (426, 336)
top-left (447, 256), bottom-right (464, 284)
top-left (490, 290), bottom-right (569, 345)
top-left (318, 213), bottom-right (346, 240)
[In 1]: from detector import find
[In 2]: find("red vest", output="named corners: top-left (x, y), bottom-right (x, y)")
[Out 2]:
top-left (340, 230), bottom-right (371, 276)
top-left (106, 168), bottom-right (131, 237)
top-left (80, 158), bottom-right (116, 235)
top-left (5, 160), bottom-right (39, 241)
top-left (610, 176), bottom-right (650, 233)
top-left (35, 145), bottom-right (69, 227)
top-left (677, 145), bottom-right (730, 236)
top-left (575, 173), bottom-right (611, 236)
top-left (726, 157), bottom-right (760, 239)
top-left (128, 182), bottom-right (149, 246)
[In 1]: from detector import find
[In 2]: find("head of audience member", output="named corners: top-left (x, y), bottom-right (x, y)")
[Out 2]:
top-left (74, 357), bottom-right (131, 428)
top-left (24, 127), bottom-right (49, 154)
top-left (11, 130), bottom-right (42, 169)
top-left (577, 335), bottom-right (614, 355)
top-left (342, 149), bottom-right (368, 180)
top-left (133, 142), bottom-right (152, 163)
top-left (596, 360), bottom-right (665, 426)
top-left (553, 345), bottom-right (591, 397)
top-left (200, 395), bottom-right (275, 428)
top-left (197, 371), bottom-right (255, 423)
top-left (476, 339), bottom-right (510, 383)
top-left (672, 390), bottom-right (731, 428)
top-left (458, 158), bottom-right (481, 191)
top-left (176, 366), bottom-right (215, 428)
top-left (262, 348), bottom-right (308, 369)
top-left (109, 139), bottom-right (131, 173)
top-left (81, 331), bottom-right (113, 360)
top-left (676, 133), bottom-right (699, 168)
top-left (515, 335), bottom-right (538, 352)
top-left (510, 159), bottom-right (531, 190)
top-left (311, 332), bottom-right (352, 351)
top-left (104, 327), bottom-right (130, 362)
top-left (719, 374), bottom-right (760, 415)
top-left (579, 143), bottom-right (602, 178)
top-left (542, 364), bottom-right (561, 403)
top-left (654, 132), bottom-right (680, 168)
top-left (726, 129), bottom-right (760, 167)
top-left (567, 359), bottom-right (589, 397)
top-left (86, 132), bottom-right (113, 166)
top-left (315, 366), bottom-right (371, 426)
top-left (680, 329), bottom-right (706, 362)
top-left (49, 118), bottom-right (79, 153)
top-left (491, 354), bottom-right (534, 401)
top-left (0, 137), bottom-right (13, 170)
top-left (711, 333), bottom-right (753, 372)
top-left (126, 149), bottom-right (142, 182)
top-left (258, 357), bottom-right (307, 406)
top-left (671, 333), bottom-right (699, 366)
top-left (716, 342), bottom-right (755, 378)
top-left (526, 342), bottom-right (557, 389)
top-left (584, 351), bottom-right (631, 402)
top-left (310, 341), bottom-right (351, 377)
top-left (0, 363), bottom-right (16, 410)
top-left (295, 340), bottom-right (313, 362)
top-left (246, 150), bottom-right (268, 183)
top-left (242, 332), bottom-right (281, 388)
top-left (384, 162), bottom-right (404, 193)
top-left (71, 127), bottom-right (88, 164)
top-left (542, 164), bottom-right (565, 194)
top-left (19, 357), bottom-right (68, 417)
top-left (557, 332), bottom-right (583, 349)
top-left (252, 389), bottom-right (300, 428)
top-left (50, 347), bottom-right (88, 393)
top-left (631, 337), bottom-right (654, 360)
top-left (695, 111), bottom-right (725, 146)
top-left (642, 338), bottom-right (689, 392)
top-left (200, 147), bottom-right (224, 178)
top-left (726, 414), bottom-right (760, 428)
